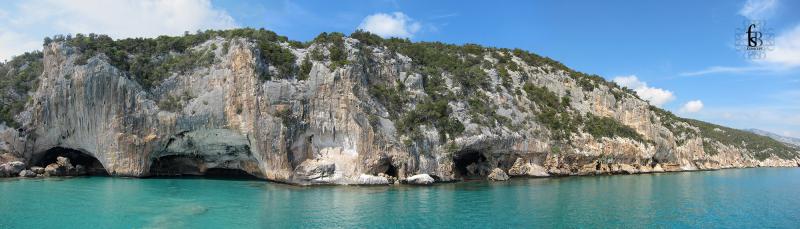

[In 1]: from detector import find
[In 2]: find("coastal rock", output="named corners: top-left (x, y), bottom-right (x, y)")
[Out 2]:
top-left (294, 159), bottom-right (336, 183)
top-left (45, 163), bottom-right (65, 176)
top-left (44, 156), bottom-right (86, 176)
top-left (487, 168), bottom-right (509, 181)
top-left (619, 164), bottom-right (638, 174)
top-left (356, 174), bottom-right (390, 185)
top-left (0, 161), bottom-right (26, 177)
top-left (652, 164), bottom-right (665, 173)
top-left (0, 31), bottom-right (796, 185)
top-left (19, 170), bottom-right (36, 177)
top-left (406, 174), bottom-right (435, 185)
top-left (508, 158), bottom-right (549, 177)
top-left (30, 166), bottom-right (45, 174)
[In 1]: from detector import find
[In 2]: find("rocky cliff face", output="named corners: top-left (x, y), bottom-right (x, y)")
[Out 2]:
top-left (0, 30), bottom-right (797, 184)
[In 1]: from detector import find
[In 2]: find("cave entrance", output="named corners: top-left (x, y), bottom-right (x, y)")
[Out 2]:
top-left (385, 163), bottom-right (398, 178)
top-left (34, 147), bottom-right (108, 175)
top-left (453, 149), bottom-right (487, 179)
top-left (149, 155), bottom-right (258, 180)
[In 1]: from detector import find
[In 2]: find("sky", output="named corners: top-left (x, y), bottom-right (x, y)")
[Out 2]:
top-left (0, 0), bottom-right (798, 137)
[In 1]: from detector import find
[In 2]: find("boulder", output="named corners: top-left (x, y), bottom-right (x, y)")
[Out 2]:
top-left (294, 159), bottom-right (336, 183)
top-left (19, 170), bottom-right (36, 178)
top-left (487, 168), bottom-right (510, 181)
top-left (0, 161), bottom-right (26, 177)
top-left (30, 166), bottom-right (45, 174)
top-left (45, 163), bottom-right (66, 176)
top-left (56, 156), bottom-right (72, 167)
top-left (356, 174), bottom-right (390, 185)
top-left (652, 164), bottom-right (665, 173)
top-left (508, 158), bottom-right (550, 177)
top-left (406, 174), bottom-right (435, 185)
top-left (619, 164), bottom-right (638, 174)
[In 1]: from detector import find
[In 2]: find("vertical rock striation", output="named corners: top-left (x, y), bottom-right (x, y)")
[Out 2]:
top-left (0, 30), bottom-right (797, 184)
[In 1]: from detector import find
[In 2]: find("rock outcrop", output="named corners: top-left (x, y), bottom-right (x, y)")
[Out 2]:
top-left (0, 29), bottom-right (796, 185)
top-left (0, 161), bottom-right (26, 177)
top-left (488, 168), bottom-right (509, 181)
top-left (406, 174), bottom-right (435, 185)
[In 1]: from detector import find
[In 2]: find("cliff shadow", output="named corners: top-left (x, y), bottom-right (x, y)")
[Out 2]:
top-left (148, 155), bottom-right (259, 180)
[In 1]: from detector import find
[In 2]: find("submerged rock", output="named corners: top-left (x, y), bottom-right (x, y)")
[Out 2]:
top-left (406, 174), bottom-right (435, 185)
top-left (488, 168), bottom-right (510, 181)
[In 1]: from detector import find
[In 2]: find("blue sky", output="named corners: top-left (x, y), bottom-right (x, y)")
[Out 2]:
top-left (0, 0), bottom-right (798, 137)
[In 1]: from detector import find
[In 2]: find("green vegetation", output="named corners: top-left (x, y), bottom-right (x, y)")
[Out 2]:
top-left (298, 56), bottom-right (312, 81)
top-left (48, 29), bottom-right (300, 89)
top-left (583, 113), bottom-right (646, 142)
top-left (0, 52), bottom-right (43, 128)
top-left (683, 119), bottom-right (797, 160)
top-left (650, 105), bottom-right (796, 160)
top-left (313, 32), bottom-right (349, 69)
top-left (397, 99), bottom-right (464, 143)
top-left (157, 91), bottom-right (195, 112)
top-left (523, 82), bottom-right (578, 140)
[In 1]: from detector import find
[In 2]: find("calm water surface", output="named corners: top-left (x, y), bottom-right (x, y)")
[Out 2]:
top-left (1, 168), bottom-right (799, 228)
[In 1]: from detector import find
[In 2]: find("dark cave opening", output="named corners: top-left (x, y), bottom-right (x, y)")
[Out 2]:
top-left (149, 155), bottom-right (258, 180)
top-left (453, 149), bottom-right (487, 179)
top-left (204, 168), bottom-right (258, 179)
top-left (35, 147), bottom-right (108, 175)
top-left (385, 163), bottom-right (398, 177)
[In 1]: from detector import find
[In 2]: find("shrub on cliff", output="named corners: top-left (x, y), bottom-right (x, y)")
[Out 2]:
top-left (0, 51), bottom-right (43, 128)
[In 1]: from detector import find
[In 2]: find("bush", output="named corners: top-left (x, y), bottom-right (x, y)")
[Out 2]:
top-left (523, 82), bottom-right (579, 140)
top-left (0, 52), bottom-right (43, 128)
top-left (683, 119), bottom-right (797, 160)
top-left (583, 113), bottom-right (645, 142)
top-left (298, 56), bottom-right (312, 80)
top-left (50, 28), bottom-right (302, 89)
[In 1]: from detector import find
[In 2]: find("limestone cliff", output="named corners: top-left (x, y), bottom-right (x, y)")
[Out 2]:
top-left (0, 30), bottom-right (797, 184)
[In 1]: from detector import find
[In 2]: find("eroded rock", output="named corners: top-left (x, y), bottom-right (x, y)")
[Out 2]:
top-left (488, 168), bottom-right (509, 181)
top-left (19, 170), bottom-right (36, 177)
top-left (0, 161), bottom-right (26, 177)
top-left (406, 174), bottom-right (435, 185)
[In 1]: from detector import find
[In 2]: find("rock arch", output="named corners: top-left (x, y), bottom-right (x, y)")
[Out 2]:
top-left (32, 147), bottom-right (108, 175)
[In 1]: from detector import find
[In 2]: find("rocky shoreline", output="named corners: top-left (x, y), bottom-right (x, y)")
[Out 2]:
top-left (3, 157), bottom-right (797, 185)
top-left (1, 30), bottom-right (798, 186)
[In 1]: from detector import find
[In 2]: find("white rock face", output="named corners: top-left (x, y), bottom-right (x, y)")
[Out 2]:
top-left (488, 168), bottom-right (509, 181)
top-left (406, 174), bottom-right (435, 185)
top-left (356, 174), bottom-right (390, 185)
top-left (0, 35), bottom-right (796, 185)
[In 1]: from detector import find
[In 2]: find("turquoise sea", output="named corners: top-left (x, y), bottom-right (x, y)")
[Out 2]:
top-left (1, 168), bottom-right (799, 228)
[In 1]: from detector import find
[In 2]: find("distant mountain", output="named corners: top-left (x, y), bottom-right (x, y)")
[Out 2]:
top-left (746, 129), bottom-right (800, 147)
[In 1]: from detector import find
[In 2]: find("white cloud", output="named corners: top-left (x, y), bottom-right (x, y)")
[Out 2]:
top-left (759, 24), bottom-right (800, 67)
top-left (679, 100), bottom-right (704, 113)
top-left (739, 0), bottom-right (777, 20)
top-left (0, 30), bottom-right (42, 62)
top-left (612, 75), bottom-right (676, 107)
top-left (678, 66), bottom-right (770, 76)
top-left (680, 24), bottom-right (800, 76)
top-left (0, 0), bottom-right (237, 61)
top-left (358, 12), bottom-right (421, 38)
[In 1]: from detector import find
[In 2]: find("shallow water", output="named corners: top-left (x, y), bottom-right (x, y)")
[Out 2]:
top-left (1, 168), bottom-right (799, 228)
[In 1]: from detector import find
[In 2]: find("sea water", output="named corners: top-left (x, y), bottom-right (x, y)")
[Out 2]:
top-left (1, 168), bottom-right (799, 228)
